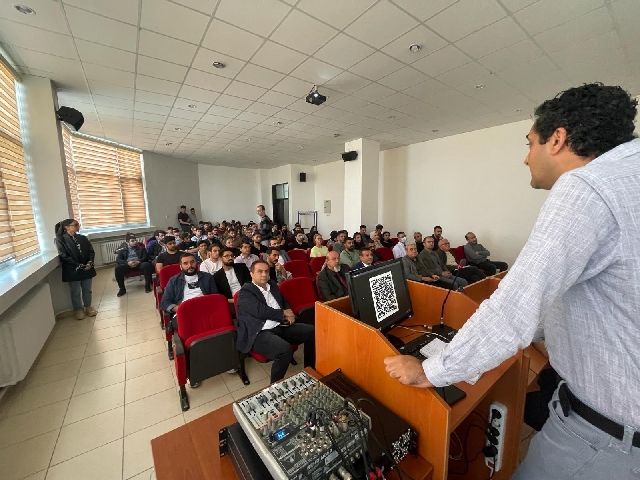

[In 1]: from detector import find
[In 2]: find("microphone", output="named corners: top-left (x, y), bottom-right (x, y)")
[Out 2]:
top-left (433, 267), bottom-right (461, 339)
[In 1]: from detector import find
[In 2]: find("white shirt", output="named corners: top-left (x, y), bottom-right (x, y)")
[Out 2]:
top-left (182, 274), bottom-right (202, 303)
top-left (392, 242), bottom-right (406, 258)
top-left (225, 268), bottom-right (242, 296)
top-left (445, 251), bottom-right (458, 267)
top-left (253, 281), bottom-right (281, 330)
top-left (199, 258), bottom-right (222, 274)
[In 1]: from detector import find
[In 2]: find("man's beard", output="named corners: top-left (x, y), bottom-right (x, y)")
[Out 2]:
top-left (224, 259), bottom-right (234, 266)
top-left (183, 267), bottom-right (197, 275)
top-left (332, 265), bottom-right (341, 272)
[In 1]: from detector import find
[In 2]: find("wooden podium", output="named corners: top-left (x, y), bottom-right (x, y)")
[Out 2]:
top-left (315, 280), bottom-right (529, 480)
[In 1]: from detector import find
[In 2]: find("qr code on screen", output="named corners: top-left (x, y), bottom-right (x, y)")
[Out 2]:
top-left (369, 271), bottom-right (400, 323)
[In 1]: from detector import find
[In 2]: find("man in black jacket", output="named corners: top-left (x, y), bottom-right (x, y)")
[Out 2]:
top-left (214, 248), bottom-right (251, 299)
top-left (159, 253), bottom-right (218, 314)
top-left (256, 204), bottom-right (273, 243)
top-left (236, 260), bottom-right (315, 383)
top-left (115, 233), bottom-right (154, 296)
top-left (317, 251), bottom-right (350, 301)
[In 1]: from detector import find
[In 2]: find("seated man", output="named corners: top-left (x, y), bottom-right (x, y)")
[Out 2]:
top-left (392, 232), bottom-right (407, 258)
top-left (317, 251), bottom-right (350, 301)
top-left (464, 232), bottom-right (509, 275)
top-left (436, 238), bottom-right (486, 284)
top-left (339, 237), bottom-right (360, 268)
top-left (214, 248), bottom-right (251, 299)
top-left (224, 236), bottom-right (241, 257)
top-left (414, 232), bottom-right (424, 253)
top-left (235, 240), bottom-right (260, 269)
top-left (178, 232), bottom-right (197, 253)
top-left (290, 231), bottom-right (309, 250)
top-left (417, 237), bottom-right (468, 290)
top-left (155, 235), bottom-right (183, 274)
top-left (331, 230), bottom-right (347, 254)
top-left (191, 227), bottom-right (206, 243)
top-left (401, 243), bottom-right (440, 284)
top-left (309, 234), bottom-right (328, 258)
top-left (199, 243), bottom-right (222, 274)
top-left (159, 252), bottom-right (218, 315)
top-left (115, 233), bottom-right (154, 296)
top-left (366, 239), bottom-right (382, 263)
top-left (147, 230), bottom-right (166, 262)
top-left (195, 240), bottom-right (209, 263)
top-left (205, 229), bottom-right (219, 246)
top-left (236, 260), bottom-right (315, 383)
top-left (359, 225), bottom-right (371, 245)
top-left (381, 231), bottom-right (395, 249)
top-left (352, 246), bottom-right (374, 270)
top-left (268, 237), bottom-right (291, 264)
top-left (265, 247), bottom-right (292, 283)
top-left (250, 233), bottom-right (267, 256)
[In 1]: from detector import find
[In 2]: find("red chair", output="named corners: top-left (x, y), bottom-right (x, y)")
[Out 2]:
top-left (157, 264), bottom-right (182, 360)
top-left (232, 291), bottom-right (299, 369)
top-left (451, 246), bottom-right (466, 264)
top-left (287, 249), bottom-right (308, 263)
top-left (309, 256), bottom-right (326, 276)
top-left (283, 260), bottom-right (312, 278)
top-left (391, 237), bottom-right (399, 245)
top-left (375, 247), bottom-right (394, 262)
top-left (328, 244), bottom-right (333, 252)
top-left (173, 294), bottom-right (244, 411)
top-left (279, 277), bottom-right (318, 325)
top-left (321, 239), bottom-right (328, 246)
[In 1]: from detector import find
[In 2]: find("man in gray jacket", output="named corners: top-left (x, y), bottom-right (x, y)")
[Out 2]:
top-left (401, 244), bottom-right (438, 284)
top-left (463, 232), bottom-right (508, 275)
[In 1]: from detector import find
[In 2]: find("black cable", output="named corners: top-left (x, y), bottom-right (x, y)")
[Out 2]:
top-left (342, 400), bottom-right (376, 474)
top-left (448, 422), bottom-right (490, 476)
top-left (310, 407), bottom-right (357, 478)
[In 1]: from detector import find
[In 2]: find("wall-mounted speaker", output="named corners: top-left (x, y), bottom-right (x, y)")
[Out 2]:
top-left (299, 172), bottom-right (306, 182)
top-left (56, 106), bottom-right (84, 131)
top-left (342, 151), bottom-right (358, 162)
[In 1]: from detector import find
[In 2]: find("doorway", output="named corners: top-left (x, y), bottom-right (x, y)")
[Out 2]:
top-left (271, 183), bottom-right (289, 227)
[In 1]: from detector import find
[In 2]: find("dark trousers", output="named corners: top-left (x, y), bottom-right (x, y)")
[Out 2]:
top-left (115, 262), bottom-right (153, 289)
top-left (252, 324), bottom-right (315, 383)
top-left (471, 260), bottom-right (508, 276)
top-left (454, 266), bottom-right (486, 284)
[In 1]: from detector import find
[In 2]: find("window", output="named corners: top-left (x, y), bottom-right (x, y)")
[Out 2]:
top-left (62, 125), bottom-right (148, 232)
top-left (0, 59), bottom-right (39, 262)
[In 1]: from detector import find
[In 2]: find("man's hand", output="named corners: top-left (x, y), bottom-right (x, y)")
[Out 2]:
top-left (431, 275), bottom-right (440, 280)
top-left (442, 271), bottom-right (452, 278)
top-left (422, 276), bottom-right (435, 283)
top-left (283, 309), bottom-right (295, 324)
top-left (384, 355), bottom-right (433, 388)
top-left (84, 264), bottom-right (92, 271)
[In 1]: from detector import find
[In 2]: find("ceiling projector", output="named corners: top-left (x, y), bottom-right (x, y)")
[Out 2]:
top-left (305, 86), bottom-right (326, 106)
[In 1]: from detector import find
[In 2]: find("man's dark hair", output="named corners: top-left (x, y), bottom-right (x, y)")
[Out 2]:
top-left (265, 246), bottom-right (280, 255)
top-left (359, 247), bottom-right (371, 256)
top-left (164, 235), bottom-right (176, 243)
top-left (397, 231), bottom-right (404, 236)
top-left (434, 225), bottom-right (442, 231)
top-left (257, 204), bottom-right (265, 210)
top-left (383, 231), bottom-right (390, 236)
top-left (180, 205), bottom-right (186, 209)
top-left (360, 224), bottom-right (366, 229)
top-left (250, 259), bottom-right (269, 272)
top-left (345, 236), bottom-right (354, 242)
top-left (192, 208), bottom-right (197, 212)
top-left (208, 243), bottom-right (220, 252)
top-left (338, 229), bottom-right (348, 235)
top-left (180, 232), bottom-right (190, 240)
top-left (220, 247), bottom-right (235, 257)
top-left (375, 224), bottom-right (383, 230)
top-left (153, 229), bottom-right (165, 238)
top-left (241, 240), bottom-right (251, 248)
top-left (197, 240), bottom-right (209, 247)
top-left (533, 83), bottom-right (637, 158)
top-left (180, 252), bottom-right (195, 261)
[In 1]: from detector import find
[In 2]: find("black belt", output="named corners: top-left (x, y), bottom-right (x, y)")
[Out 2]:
top-left (558, 383), bottom-right (640, 448)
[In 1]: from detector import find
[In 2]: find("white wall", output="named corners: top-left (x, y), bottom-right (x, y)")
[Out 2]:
top-left (379, 120), bottom-right (548, 266)
top-left (143, 152), bottom-right (201, 229)
top-left (289, 164), bottom-right (315, 229)
top-left (197, 164), bottom-right (259, 223)
top-left (313, 160), bottom-right (344, 236)
top-left (258, 164), bottom-right (292, 224)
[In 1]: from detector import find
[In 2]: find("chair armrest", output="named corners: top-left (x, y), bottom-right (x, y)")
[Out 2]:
top-left (172, 333), bottom-right (185, 357)
top-left (156, 286), bottom-right (163, 295)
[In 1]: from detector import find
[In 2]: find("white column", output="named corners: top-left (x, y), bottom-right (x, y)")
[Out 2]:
top-left (343, 138), bottom-right (380, 234)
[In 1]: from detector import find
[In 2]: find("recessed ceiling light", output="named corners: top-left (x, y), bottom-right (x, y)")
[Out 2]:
top-left (475, 84), bottom-right (485, 89)
top-left (245, 138), bottom-right (251, 141)
top-left (13, 4), bottom-right (35, 14)
top-left (174, 127), bottom-right (181, 131)
top-left (188, 104), bottom-right (197, 109)
top-left (408, 44), bottom-right (421, 53)
top-left (212, 62), bottom-right (225, 69)
top-left (274, 121), bottom-right (283, 125)
top-left (432, 129), bottom-right (439, 133)
top-left (165, 142), bottom-right (173, 146)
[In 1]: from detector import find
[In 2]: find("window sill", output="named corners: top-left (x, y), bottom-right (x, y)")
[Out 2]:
top-left (0, 250), bottom-right (60, 316)
top-left (85, 226), bottom-right (156, 242)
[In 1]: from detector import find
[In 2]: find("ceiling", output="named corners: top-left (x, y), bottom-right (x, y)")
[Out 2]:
top-left (1, 0), bottom-right (639, 168)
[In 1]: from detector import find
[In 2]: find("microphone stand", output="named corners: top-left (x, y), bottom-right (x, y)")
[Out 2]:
top-left (432, 267), bottom-right (462, 339)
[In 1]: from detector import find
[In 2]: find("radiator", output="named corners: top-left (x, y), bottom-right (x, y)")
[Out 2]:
top-left (100, 236), bottom-right (146, 264)
top-left (0, 283), bottom-right (55, 387)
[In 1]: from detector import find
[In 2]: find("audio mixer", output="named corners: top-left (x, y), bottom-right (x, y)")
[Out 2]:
top-left (232, 371), bottom-right (372, 480)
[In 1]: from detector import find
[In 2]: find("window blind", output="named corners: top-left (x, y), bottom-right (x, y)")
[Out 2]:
top-left (62, 125), bottom-right (148, 231)
top-left (0, 60), bottom-right (39, 261)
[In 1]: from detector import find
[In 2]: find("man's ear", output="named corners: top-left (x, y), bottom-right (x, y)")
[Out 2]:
top-left (549, 127), bottom-right (568, 155)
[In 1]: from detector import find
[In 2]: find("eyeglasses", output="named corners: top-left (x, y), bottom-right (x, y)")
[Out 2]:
top-left (221, 254), bottom-right (234, 259)
top-left (442, 242), bottom-right (450, 245)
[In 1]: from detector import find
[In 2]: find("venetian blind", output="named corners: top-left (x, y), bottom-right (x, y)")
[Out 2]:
top-left (62, 125), bottom-right (147, 230)
top-left (0, 60), bottom-right (39, 261)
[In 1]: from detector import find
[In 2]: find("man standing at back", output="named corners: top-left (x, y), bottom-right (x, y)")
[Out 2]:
top-left (178, 205), bottom-right (191, 232)
top-left (256, 205), bottom-right (273, 244)
top-left (384, 84), bottom-right (640, 479)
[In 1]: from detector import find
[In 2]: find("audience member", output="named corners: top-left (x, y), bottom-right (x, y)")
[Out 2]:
top-left (401, 243), bottom-right (439, 284)
top-left (332, 230), bottom-right (347, 254)
top-left (290, 231), bottom-right (309, 250)
top-left (206, 230), bottom-right (219, 245)
top-left (235, 241), bottom-right (260, 269)
top-left (147, 230), bottom-right (166, 262)
top-left (155, 235), bottom-right (182, 274)
top-left (250, 233), bottom-right (267, 256)
top-left (352, 247), bottom-right (374, 270)
top-left (370, 231), bottom-right (383, 249)
top-left (417, 237), bottom-right (468, 289)
top-left (436, 238), bottom-right (486, 284)
top-left (235, 260), bottom-right (315, 383)
top-left (306, 226), bottom-right (318, 243)
top-left (353, 232), bottom-right (366, 250)
top-left (196, 240), bottom-right (209, 263)
top-left (374, 224), bottom-right (383, 238)
top-left (214, 248), bottom-right (251, 299)
top-left (115, 233), bottom-right (153, 296)
top-left (191, 227), bottom-right (206, 242)
top-left (309, 234), bottom-right (328, 258)
top-left (178, 232), bottom-right (197, 253)
top-left (317, 251), bottom-right (350, 301)
top-left (224, 236), bottom-right (241, 257)
top-left (433, 226), bottom-right (443, 251)
top-left (265, 247), bottom-right (292, 283)
top-left (268, 237), bottom-right (291, 264)
top-left (381, 231), bottom-right (395, 249)
top-left (414, 232), bottom-right (424, 253)
top-left (200, 243), bottom-right (222, 274)
top-left (392, 232), bottom-right (407, 258)
top-left (464, 232), bottom-right (509, 275)
top-left (327, 230), bottom-right (338, 248)
top-left (178, 205), bottom-right (191, 232)
top-left (339, 237), bottom-right (360, 268)
top-left (366, 239), bottom-right (382, 263)
top-left (256, 204), bottom-right (273, 242)
top-left (359, 225), bottom-right (371, 244)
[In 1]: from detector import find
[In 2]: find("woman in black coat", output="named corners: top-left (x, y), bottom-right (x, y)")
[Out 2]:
top-left (54, 219), bottom-right (97, 320)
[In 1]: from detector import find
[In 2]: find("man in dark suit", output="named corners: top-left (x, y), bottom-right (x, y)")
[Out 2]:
top-left (214, 247), bottom-right (251, 299)
top-left (236, 260), bottom-right (315, 383)
top-left (317, 251), bottom-right (350, 301)
top-left (352, 247), bottom-right (374, 270)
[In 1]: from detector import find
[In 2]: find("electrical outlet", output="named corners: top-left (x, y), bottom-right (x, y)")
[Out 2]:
top-left (485, 401), bottom-right (507, 473)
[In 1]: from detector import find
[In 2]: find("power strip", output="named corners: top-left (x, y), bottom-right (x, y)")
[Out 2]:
top-left (485, 401), bottom-right (507, 473)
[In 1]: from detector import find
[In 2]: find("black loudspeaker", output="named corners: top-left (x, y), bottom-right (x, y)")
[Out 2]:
top-left (299, 172), bottom-right (306, 182)
top-left (56, 106), bottom-right (84, 131)
top-left (342, 151), bottom-right (358, 162)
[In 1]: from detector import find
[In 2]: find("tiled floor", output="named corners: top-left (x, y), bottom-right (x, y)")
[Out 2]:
top-left (0, 269), bottom-right (304, 480)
